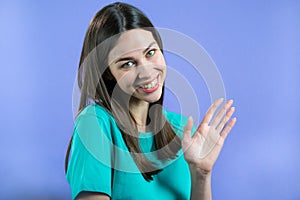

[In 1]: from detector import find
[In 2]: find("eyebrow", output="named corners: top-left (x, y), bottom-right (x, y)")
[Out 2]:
top-left (114, 41), bottom-right (156, 64)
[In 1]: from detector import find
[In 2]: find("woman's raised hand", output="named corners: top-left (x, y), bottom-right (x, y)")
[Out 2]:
top-left (182, 98), bottom-right (236, 173)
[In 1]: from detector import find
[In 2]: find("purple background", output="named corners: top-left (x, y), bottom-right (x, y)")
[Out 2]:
top-left (1, 0), bottom-right (299, 199)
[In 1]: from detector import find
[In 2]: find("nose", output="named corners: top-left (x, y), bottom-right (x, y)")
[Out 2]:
top-left (137, 60), bottom-right (153, 79)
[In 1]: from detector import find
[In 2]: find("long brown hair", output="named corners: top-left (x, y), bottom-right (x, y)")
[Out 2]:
top-left (65, 2), bottom-right (181, 181)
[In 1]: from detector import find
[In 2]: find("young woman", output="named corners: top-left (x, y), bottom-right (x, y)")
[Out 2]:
top-left (65, 2), bottom-right (236, 200)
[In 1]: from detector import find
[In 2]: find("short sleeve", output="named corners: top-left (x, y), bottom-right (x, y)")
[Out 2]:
top-left (66, 109), bottom-right (114, 199)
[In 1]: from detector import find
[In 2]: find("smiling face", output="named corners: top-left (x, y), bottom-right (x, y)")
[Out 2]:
top-left (108, 29), bottom-right (166, 104)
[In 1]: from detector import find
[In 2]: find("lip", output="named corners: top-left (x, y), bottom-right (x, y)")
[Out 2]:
top-left (136, 74), bottom-right (159, 88)
top-left (140, 81), bottom-right (159, 93)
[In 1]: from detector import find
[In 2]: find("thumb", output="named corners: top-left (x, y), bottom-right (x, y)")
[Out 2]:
top-left (183, 116), bottom-right (194, 140)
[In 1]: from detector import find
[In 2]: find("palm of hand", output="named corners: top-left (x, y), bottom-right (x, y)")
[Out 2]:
top-left (182, 99), bottom-right (236, 172)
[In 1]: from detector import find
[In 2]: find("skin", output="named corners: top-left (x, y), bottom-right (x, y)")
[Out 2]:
top-left (183, 98), bottom-right (236, 200)
top-left (108, 29), bottom-right (166, 130)
top-left (77, 29), bottom-right (237, 200)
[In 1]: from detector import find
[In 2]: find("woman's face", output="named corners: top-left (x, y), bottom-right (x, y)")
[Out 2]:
top-left (108, 29), bottom-right (166, 104)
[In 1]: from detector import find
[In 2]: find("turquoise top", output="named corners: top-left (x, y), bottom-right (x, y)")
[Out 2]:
top-left (66, 104), bottom-right (193, 199)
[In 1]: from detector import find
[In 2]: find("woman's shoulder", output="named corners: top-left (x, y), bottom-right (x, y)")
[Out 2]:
top-left (77, 103), bottom-right (112, 119)
top-left (74, 104), bottom-right (116, 126)
top-left (71, 104), bottom-right (117, 160)
top-left (73, 104), bottom-right (116, 139)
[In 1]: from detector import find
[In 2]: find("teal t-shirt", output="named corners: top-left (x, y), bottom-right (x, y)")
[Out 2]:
top-left (66, 104), bottom-right (192, 199)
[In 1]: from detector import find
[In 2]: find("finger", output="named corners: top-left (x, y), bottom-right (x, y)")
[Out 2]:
top-left (210, 99), bottom-right (233, 128)
top-left (183, 116), bottom-right (194, 140)
top-left (220, 117), bottom-right (237, 142)
top-left (199, 98), bottom-right (224, 128)
top-left (216, 106), bottom-right (235, 132)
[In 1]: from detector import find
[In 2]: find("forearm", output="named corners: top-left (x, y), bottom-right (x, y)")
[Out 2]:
top-left (189, 166), bottom-right (212, 200)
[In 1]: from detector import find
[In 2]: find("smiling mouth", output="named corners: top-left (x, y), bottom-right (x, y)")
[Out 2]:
top-left (140, 78), bottom-right (158, 89)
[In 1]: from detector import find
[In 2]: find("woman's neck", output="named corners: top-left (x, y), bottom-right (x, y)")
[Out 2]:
top-left (129, 98), bottom-right (149, 132)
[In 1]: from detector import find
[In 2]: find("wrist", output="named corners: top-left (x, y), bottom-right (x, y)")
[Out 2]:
top-left (189, 164), bottom-right (212, 200)
top-left (188, 164), bottom-right (212, 178)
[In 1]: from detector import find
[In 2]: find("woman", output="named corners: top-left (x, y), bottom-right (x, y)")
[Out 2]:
top-left (65, 2), bottom-right (236, 200)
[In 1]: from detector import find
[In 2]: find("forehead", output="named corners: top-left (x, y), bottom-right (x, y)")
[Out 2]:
top-left (108, 29), bottom-right (156, 62)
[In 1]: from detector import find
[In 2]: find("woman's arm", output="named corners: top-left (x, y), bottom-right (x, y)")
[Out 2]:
top-left (182, 98), bottom-right (236, 200)
top-left (189, 167), bottom-right (212, 200)
top-left (75, 192), bottom-right (110, 200)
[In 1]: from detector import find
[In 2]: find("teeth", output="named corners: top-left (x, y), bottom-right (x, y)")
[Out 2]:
top-left (141, 79), bottom-right (157, 89)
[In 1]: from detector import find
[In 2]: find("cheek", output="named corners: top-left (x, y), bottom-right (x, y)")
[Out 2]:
top-left (154, 53), bottom-right (166, 70)
top-left (116, 72), bottom-right (136, 90)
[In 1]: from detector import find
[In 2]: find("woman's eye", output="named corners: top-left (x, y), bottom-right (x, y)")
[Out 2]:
top-left (146, 49), bottom-right (156, 57)
top-left (121, 61), bottom-right (134, 68)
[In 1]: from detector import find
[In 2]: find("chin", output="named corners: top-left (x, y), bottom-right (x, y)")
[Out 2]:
top-left (145, 92), bottom-right (163, 103)
top-left (147, 98), bottom-right (161, 103)
top-left (133, 91), bottom-right (162, 103)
